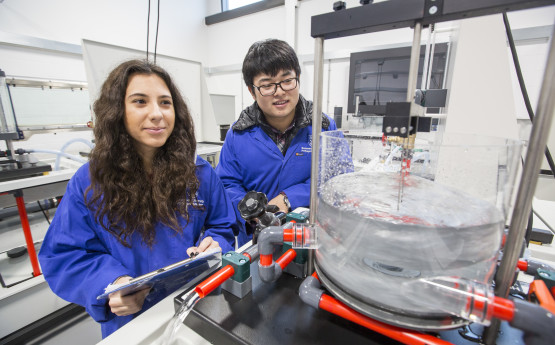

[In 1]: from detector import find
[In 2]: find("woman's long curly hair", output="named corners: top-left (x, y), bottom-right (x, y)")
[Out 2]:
top-left (86, 59), bottom-right (198, 248)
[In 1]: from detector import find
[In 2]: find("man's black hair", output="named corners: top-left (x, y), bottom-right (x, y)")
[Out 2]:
top-left (242, 39), bottom-right (301, 88)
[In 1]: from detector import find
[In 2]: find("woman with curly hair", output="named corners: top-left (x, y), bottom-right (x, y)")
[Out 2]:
top-left (39, 59), bottom-right (236, 338)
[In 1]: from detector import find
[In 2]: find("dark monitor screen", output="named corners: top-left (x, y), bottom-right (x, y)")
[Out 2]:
top-left (347, 43), bottom-right (449, 114)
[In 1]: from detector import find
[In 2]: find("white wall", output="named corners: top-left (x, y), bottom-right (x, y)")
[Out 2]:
top-left (0, 0), bottom-right (212, 154)
top-left (1, 0), bottom-right (554, 157)
top-left (0, 0), bottom-right (209, 64)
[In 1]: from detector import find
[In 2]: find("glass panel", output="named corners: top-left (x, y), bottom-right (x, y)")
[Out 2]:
top-left (9, 86), bottom-right (91, 127)
top-left (228, 0), bottom-right (263, 10)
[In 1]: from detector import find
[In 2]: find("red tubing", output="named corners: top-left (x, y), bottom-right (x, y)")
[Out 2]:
top-left (319, 295), bottom-right (453, 345)
top-left (283, 228), bottom-right (293, 242)
top-left (194, 265), bottom-right (235, 298)
top-left (275, 249), bottom-right (297, 269)
top-left (242, 252), bottom-right (252, 263)
top-left (16, 196), bottom-right (41, 276)
top-left (283, 223), bottom-right (310, 245)
top-left (517, 260), bottom-right (528, 272)
top-left (260, 254), bottom-right (273, 266)
top-left (491, 296), bottom-right (515, 322)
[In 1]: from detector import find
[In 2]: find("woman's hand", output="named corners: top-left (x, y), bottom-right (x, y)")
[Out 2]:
top-left (187, 236), bottom-right (221, 257)
top-left (108, 276), bottom-right (150, 316)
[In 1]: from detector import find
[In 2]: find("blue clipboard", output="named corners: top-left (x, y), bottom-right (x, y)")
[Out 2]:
top-left (96, 248), bottom-right (222, 300)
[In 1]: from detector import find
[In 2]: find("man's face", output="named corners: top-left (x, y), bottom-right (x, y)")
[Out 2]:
top-left (249, 69), bottom-right (299, 123)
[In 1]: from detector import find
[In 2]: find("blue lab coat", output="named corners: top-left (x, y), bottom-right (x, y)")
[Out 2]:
top-left (38, 157), bottom-right (235, 338)
top-left (216, 95), bottom-right (337, 246)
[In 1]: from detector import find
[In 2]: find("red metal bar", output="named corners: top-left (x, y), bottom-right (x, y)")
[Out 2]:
top-left (15, 195), bottom-right (41, 276)
top-left (491, 296), bottom-right (515, 322)
top-left (319, 294), bottom-right (452, 345)
top-left (275, 249), bottom-right (297, 269)
top-left (194, 265), bottom-right (234, 298)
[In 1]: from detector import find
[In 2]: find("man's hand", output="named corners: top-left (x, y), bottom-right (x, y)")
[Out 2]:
top-left (108, 276), bottom-right (150, 316)
top-left (268, 193), bottom-right (289, 213)
top-left (187, 236), bottom-right (221, 258)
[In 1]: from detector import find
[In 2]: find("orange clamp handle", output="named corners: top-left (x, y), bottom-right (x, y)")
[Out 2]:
top-left (528, 279), bottom-right (555, 314)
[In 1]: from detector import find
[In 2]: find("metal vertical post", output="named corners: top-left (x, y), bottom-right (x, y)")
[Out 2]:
top-left (421, 25), bottom-right (432, 90)
top-left (483, 25), bottom-right (555, 344)
top-left (406, 22), bottom-right (422, 103)
top-left (308, 37), bottom-right (325, 275)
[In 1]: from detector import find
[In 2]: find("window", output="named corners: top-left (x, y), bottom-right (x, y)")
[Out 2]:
top-left (223, 0), bottom-right (263, 11)
top-left (206, 0), bottom-right (283, 25)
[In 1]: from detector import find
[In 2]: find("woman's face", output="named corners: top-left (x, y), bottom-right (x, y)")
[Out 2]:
top-left (124, 73), bottom-right (175, 162)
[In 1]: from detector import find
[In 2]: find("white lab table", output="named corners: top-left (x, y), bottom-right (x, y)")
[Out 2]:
top-left (96, 286), bottom-right (210, 345)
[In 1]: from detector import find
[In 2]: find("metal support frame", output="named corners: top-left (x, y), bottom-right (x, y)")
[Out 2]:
top-left (308, 0), bottom-right (555, 344)
top-left (483, 25), bottom-right (555, 344)
top-left (308, 37), bottom-right (324, 276)
top-left (406, 22), bottom-right (423, 103)
top-left (311, 0), bottom-right (555, 40)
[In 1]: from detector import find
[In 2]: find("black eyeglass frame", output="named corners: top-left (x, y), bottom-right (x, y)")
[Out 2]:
top-left (252, 77), bottom-right (299, 96)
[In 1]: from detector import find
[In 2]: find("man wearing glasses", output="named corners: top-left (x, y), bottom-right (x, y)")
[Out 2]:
top-left (216, 39), bottom-right (337, 246)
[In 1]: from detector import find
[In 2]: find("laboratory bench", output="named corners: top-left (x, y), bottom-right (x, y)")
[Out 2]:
top-left (96, 211), bottom-right (555, 345)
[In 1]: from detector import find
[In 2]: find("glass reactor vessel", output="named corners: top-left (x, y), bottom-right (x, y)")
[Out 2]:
top-left (314, 130), bottom-right (521, 330)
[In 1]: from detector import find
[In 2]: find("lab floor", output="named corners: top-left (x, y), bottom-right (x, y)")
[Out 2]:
top-left (0, 209), bottom-right (102, 345)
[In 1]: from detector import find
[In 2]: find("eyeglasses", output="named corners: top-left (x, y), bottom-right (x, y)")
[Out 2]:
top-left (252, 77), bottom-right (298, 96)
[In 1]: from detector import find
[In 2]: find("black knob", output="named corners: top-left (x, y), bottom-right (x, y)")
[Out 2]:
top-left (238, 191), bottom-right (268, 220)
top-left (360, 0), bottom-right (373, 5)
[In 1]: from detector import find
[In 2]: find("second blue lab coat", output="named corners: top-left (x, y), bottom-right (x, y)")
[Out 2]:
top-left (216, 95), bottom-right (337, 246)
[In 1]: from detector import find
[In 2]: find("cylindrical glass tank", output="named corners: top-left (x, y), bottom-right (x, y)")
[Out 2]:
top-left (315, 130), bottom-right (521, 330)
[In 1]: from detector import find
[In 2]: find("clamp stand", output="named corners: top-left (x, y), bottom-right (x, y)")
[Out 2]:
top-left (220, 251), bottom-right (252, 298)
